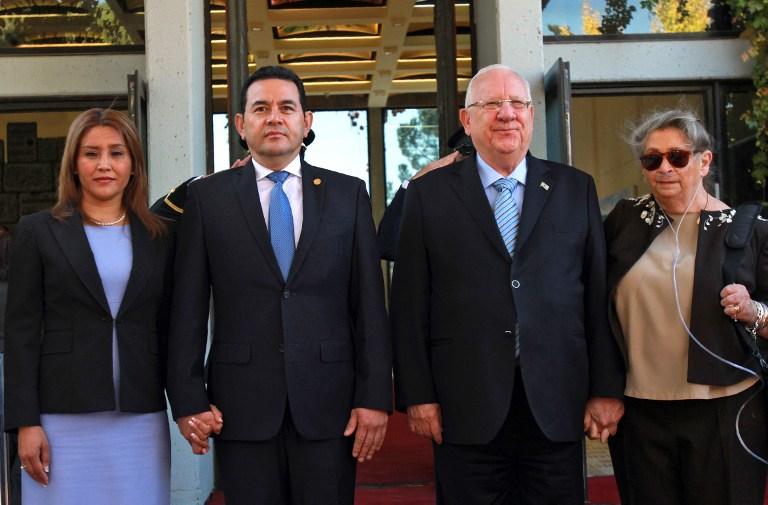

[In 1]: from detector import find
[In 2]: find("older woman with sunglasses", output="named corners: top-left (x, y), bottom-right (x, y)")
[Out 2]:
top-left (604, 109), bottom-right (768, 504)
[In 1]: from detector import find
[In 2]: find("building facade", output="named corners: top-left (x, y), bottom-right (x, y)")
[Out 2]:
top-left (0, 1), bottom-right (757, 503)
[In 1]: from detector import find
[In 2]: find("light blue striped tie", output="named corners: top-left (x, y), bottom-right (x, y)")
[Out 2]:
top-left (492, 178), bottom-right (520, 258)
top-left (493, 177), bottom-right (522, 357)
top-left (267, 171), bottom-right (295, 281)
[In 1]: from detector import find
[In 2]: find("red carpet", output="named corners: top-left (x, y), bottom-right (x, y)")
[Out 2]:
top-left (356, 411), bottom-right (434, 485)
top-left (355, 483), bottom-right (436, 505)
top-left (203, 412), bottom-right (766, 504)
top-left (205, 412), bottom-right (629, 504)
top-left (354, 411), bottom-right (435, 503)
top-left (587, 476), bottom-right (621, 505)
top-left (356, 412), bottom-right (626, 505)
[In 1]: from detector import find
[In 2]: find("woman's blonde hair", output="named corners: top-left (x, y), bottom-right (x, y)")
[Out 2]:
top-left (52, 108), bottom-right (165, 238)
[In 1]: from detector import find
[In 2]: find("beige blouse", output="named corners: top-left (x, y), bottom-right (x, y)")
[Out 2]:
top-left (615, 212), bottom-right (756, 400)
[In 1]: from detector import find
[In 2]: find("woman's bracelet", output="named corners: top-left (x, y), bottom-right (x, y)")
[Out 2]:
top-left (745, 300), bottom-right (768, 335)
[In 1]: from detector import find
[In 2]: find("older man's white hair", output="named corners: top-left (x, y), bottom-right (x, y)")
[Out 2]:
top-left (464, 64), bottom-right (532, 108)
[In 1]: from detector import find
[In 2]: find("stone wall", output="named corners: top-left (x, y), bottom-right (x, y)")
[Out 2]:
top-left (1, 122), bottom-right (63, 227)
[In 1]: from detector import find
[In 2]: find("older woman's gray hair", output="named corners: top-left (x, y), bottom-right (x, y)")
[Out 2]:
top-left (627, 109), bottom-right (714, 158)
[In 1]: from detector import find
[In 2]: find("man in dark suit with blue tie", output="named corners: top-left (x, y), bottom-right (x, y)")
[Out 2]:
top-left (391, 64), bottom-right (626, 504)
top-left (167, 66), bottom-right (392, 505)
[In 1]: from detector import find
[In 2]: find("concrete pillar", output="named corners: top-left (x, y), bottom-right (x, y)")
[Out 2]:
top-left (145, 2), bottom-right (214, 505)
top-left (145, 0), bottom-right (208, 202)
top-left (473, 0), bottom-right (547, 158)
top-left (368, 108), bottom-right (385, 224)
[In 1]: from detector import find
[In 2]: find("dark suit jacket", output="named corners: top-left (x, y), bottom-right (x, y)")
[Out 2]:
top-left (377, 186), bottom-right (406, 261)
top-left (3, 210), bottom-right (173, 431)
top-left (391, 154), bottom-right (625, 445)
top-left (605, 196), bottom-right (768, 386)
top-left (167, 161), bottom-right (392, 441)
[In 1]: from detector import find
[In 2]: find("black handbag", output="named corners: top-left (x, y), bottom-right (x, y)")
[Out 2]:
top-left (723, 202), bottom-right (768, 377)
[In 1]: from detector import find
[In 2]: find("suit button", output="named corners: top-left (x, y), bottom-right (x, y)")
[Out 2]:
top-left (283, 290), bottom-right (290, 299)
top-left (511, 279), bottom-right (521, 288)
top-left (278, 344), bottom-right (285, 353)
top-left (504, 330), bottom-right (513, 336)
top-left (100, 316), bottom-right (110, 322)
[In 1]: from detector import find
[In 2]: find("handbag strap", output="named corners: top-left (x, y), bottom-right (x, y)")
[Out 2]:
top-left (723, 202), bottom-right (767, 371)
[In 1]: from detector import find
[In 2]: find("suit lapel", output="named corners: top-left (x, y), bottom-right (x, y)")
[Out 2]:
top-left (118, 214), bottom-right (152, 316)
top-left (289, 162), bottom-right (326, 282)
top-left (234, 167), bottom-right (284, 283)
top-left (449, 158), bottom-right (510, 260)
top-left (48, 212), bottom-right (111, 314)
top-left (516, 155), bottom-right (552, 252)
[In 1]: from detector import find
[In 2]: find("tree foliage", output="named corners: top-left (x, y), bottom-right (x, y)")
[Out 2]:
top-left (395, 109), bottom-right (439, 180)
top-left (650, 0), bottom-right (711, 33)
top-left (548, 24), bottom-right (573, 36)
top-left (0, 1), bottom-right (133, 48)
top-left (599, 0), bottom-right (637, 34)
top-left (582, 0), bottom-right (602, 35)
top-left (725, 0), bottom-right (768, 186)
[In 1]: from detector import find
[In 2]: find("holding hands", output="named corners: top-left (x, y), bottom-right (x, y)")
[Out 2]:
top-left (177, 404), bottom-right (224, 455)
top-left (583, 397), bottom-right (624, 443)
top-left (406, 402), bottom-right (443, 445)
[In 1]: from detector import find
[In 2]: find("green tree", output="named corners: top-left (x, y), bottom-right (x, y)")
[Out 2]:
top-left (89, 3), bottom-right (134, 45)
top-left (0, 1), bottom-right (133, 48)
top-left (395, 109), bottom-right (439, 181)
top-left (725, 0), bottom-right (768, 187)
top-left (599, 0), bottom-right (637, 34)
top-left (0, 17), bottom-right (25, 47)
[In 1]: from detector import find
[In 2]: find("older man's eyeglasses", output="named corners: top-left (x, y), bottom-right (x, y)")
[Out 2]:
top-left (466, 98), bottom-right (531, 112)
top-left (639, 149), bottom-right (696, 171)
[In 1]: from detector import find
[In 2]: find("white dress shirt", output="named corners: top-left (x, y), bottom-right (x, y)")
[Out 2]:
top-left (252, 155), bottom-right (303, 246)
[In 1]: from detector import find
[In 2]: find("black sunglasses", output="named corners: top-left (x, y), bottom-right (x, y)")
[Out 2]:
top-left (639, 149), bottom-right (696, 171)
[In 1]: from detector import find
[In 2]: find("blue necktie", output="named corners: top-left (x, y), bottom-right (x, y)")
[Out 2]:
top-left (494, 177), bottom-right (521, 357)
top-left (267, 171), bottom-right (295, 281)
top-left (492, 178), bottom-right (520, 258)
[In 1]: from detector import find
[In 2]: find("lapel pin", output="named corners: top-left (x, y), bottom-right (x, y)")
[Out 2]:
top-left (540, 182), bottom-right (550, 191)
top-left (313, 178), bottom-right (322, 186)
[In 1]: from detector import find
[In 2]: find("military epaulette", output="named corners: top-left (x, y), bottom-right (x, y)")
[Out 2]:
top-left (150, 176), bottom-right (199, 221)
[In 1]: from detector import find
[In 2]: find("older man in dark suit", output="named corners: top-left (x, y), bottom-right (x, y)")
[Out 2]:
top-left (167, 66), bottom-right (391, 505)
top-left (391, 64), bottom-right (625, 505)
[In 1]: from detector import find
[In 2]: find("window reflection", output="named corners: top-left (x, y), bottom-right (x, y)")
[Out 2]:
top-left (214, 111), bottom-right (371, 190)
top-left (0, 0), bottom-right (144, 48)
top-left (570, 93), bottom-right (705, 215)
top-left (543, 0), bottom-right (733, 37)
top-left (303, 110), bottom-right (370, 190)
top-left (270, 0), bottom-right (385, 8)
top-left (722, 88), bottom-right (762, 205)
top-left (383, 108), bottom-right (437, 203)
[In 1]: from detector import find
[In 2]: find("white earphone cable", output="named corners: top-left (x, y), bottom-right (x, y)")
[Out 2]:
top-left (661, 180), bottom-right (767, 464)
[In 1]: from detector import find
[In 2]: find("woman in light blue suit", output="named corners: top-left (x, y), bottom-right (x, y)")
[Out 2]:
top-left (4, 109), bottom-right (174, 505)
